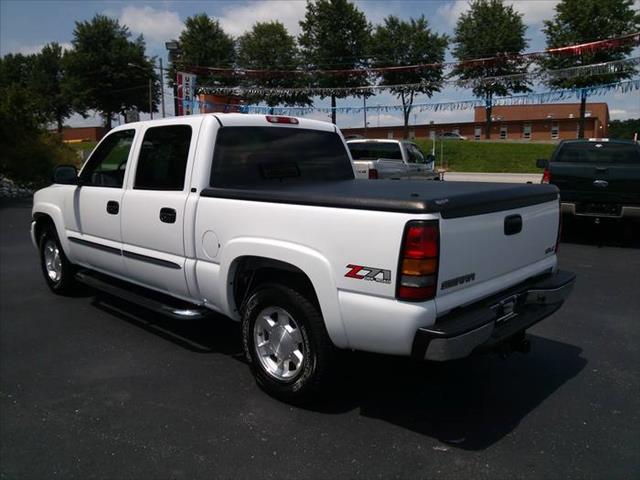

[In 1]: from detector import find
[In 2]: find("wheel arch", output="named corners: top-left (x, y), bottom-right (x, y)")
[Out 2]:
top-left (32, 202), bottom-right (72, 257)
top-left (218, 238), bottom-right (349, 349)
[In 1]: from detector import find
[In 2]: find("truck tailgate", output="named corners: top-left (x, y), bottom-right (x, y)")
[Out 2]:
top-left (437, 199), bottom-right (559, 308)
top-left (551, 163), bottom-right (640, 204)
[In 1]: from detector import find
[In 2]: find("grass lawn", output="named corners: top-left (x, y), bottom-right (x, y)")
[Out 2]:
top-left (414, 139), bottom-right (557, 173)
top-left (67, 140), bottom-right (98, 152)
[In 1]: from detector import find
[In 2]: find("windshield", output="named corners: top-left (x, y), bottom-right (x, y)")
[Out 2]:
top-left (210, 127), bottom-right (354, 187)
top-left (554, 142), bottom-right (640, 163)
top-left (348, 142), bottom-right (403, 161)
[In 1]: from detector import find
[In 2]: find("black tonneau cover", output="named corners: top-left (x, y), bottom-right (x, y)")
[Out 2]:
top-left (201, 179), bottom-right (559, 219)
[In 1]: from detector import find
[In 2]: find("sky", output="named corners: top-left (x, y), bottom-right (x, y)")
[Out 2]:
top-left (1, 0), bottom-right (639, 128)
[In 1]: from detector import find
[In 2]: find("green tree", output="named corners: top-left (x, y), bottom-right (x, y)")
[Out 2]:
top-left (608, 118), bottom-right (640, 140)
top-left (167, 14), bottom-right (236, 93)
top-left (299, 0), bottom-right (371, 124)
top-left (0, 53), bottom-right (76, 186)
top-left (542, 0), bottom-right (640, 138)
top-left (65, 14), bottom-right (158, 129)
top-left (237, 21), bottom-right (311, 108)
top-left (371, 15), bottom-right (448, 138)
top-left (29, 43), bottom-right (75, 132)
top-left (452, 0), bottom-right (530, 139)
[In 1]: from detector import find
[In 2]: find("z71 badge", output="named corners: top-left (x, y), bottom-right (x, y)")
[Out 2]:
top-left (345, 264), bottom-right (392, 284)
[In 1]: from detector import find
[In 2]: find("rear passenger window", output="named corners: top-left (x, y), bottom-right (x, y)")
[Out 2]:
top-left (134, 125), bottom-right (192, 190)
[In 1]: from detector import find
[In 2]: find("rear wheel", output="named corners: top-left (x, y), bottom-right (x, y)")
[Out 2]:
top-left (241, 284), bottom-right (334, 403)
top-left (38, 226), bottom-right (77, 295)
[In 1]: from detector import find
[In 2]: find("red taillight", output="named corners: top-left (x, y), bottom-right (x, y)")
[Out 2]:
top-left (368, 168), bottom-right (379, 179)
top-left (397, 220), bottom-right (439, 302)
top-left (542, 168), bottom-right (551, 184)
top-left (266, 115), bottom-right (299, 124)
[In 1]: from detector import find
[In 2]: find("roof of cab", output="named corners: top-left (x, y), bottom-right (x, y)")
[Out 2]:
top-left (214, 113), bottom-right (336, 132)
top-left (108, 113), bottom-right (337, 133)
top-left (345, 138), bottom-right (404, 144)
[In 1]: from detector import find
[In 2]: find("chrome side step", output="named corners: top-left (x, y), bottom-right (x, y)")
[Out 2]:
top-left (75, 271), bottom-right (209, 320)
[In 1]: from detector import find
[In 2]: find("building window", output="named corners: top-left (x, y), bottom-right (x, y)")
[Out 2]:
top-left (474, 126), bottom-right (482, 140)
top-left (387, 131), bottom-right (394, 139)
top-left (500, 125), bottom-right (508, 140)
top-left (523, 123), bottom-right (532, 140)
top-left (409, 129), bottom-right (416, 140)
top-left (551, 122), bottom-right (559, 140)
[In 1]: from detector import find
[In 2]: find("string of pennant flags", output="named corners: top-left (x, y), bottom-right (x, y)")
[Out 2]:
top-left (182, 32), bottom-right (640, 78)
top-left (195, 57), bottom-right (640, 97)
top-left (173, 78), bottom-right (640, 116)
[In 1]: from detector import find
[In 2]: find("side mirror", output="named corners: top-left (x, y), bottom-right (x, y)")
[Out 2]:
top-left (53, 165), bottom-right (79, 185)
top-left (536, 159), bottom-right (549, 169)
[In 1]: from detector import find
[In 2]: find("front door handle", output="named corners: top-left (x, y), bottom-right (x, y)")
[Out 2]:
top-left (159, 208), bottom-right (176, 224)
top-left (106, 201), bottom-right (119, 215)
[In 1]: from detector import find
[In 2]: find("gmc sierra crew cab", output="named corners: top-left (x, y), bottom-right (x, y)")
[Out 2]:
top-left (32, 114), bottom-right (575, 402)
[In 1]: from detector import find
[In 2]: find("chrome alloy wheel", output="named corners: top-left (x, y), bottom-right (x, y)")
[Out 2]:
top-left (43, 239), bottom-right (62, 283)
top-left (253, 307), bottom-right (305, 381)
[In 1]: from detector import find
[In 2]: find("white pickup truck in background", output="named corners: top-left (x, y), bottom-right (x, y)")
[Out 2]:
top-left (347, 139), bottom-right (439, 180)
top-left (32, 114), bottom-right (575, 402)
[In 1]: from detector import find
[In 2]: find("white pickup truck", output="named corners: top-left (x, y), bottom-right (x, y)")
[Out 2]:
top-left (347, 138), bottom-right (439, 180)
top-left (32, 114), bottom-right (575, 402)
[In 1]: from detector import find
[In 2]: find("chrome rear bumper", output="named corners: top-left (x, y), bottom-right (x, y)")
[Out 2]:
top-left (561, 202), bottom-right (640, 219)
top-left (412, 270), bottom-right (576, 361)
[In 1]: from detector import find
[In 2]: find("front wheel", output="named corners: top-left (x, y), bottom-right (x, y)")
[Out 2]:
top-left (38, 226), bottom-right (77, 295)
top-left (241, 284), bottom-right (335, 403)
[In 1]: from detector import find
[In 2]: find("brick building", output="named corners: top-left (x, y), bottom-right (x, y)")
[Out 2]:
top-left (59, 126), bottom-right (108, 143)
top-left (342, 102), bottom-right (610, 141)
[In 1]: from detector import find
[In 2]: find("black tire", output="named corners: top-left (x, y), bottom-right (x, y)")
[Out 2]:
top-left (38, 225), bottom-right (77, 295)
top-left (241, 284), bottom-right (335, 403)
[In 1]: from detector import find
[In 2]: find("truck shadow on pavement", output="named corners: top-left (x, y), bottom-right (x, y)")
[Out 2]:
top-left (93, 293), bottom-right (586, 451)
top-left (321, 339), bottom-right (586, 450)
top-left (561, 216), bottom-right (640, 249)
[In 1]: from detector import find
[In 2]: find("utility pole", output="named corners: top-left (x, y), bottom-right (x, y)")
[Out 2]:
top-left (159, 58), bottom-right (166, 118)
top-left (363, 96), bottom-right (367, 130)
top-left (440, 130), bottom-right (444, 170)
top-left (148, 78), bottom-right (153, 120)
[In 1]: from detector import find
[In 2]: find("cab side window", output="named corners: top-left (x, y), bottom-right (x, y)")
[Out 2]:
top-left (405, 144), bottom-right (419, 163)
top-left (409, 144), bottom-right (426, 163)
top-left (80, 130), bottom-right (135, 188)
top-left (134, 125), bottom-right (192, 191)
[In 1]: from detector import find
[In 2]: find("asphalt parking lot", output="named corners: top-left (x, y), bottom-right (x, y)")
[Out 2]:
top-left (1, 201), bottom-right (639, 479)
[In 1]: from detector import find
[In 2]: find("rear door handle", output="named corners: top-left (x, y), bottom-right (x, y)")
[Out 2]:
top-left (106, 201), bottom-right (119, 215)
top-left (159, 208), bottom-right (176, 224)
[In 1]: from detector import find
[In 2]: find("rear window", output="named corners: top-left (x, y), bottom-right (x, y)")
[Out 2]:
top-left (348, 142), bottom-right (402, 161)
top-left (554, 142), bottom-right (640, 163)
top-left (210, 127), bottom-right (354, 187)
